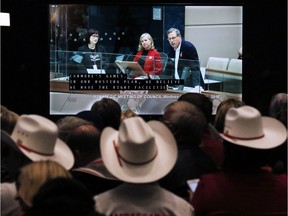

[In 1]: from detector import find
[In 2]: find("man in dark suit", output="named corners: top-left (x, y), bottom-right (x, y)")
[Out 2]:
top-left (166, 28), bottom-right (204, 89)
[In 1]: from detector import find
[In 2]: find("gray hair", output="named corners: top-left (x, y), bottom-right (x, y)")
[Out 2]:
top-left (166, 28), bottom-right (181, 36)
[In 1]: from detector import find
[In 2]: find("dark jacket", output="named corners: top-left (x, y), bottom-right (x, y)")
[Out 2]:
top-left (167, 40), bottom-right (204, 88)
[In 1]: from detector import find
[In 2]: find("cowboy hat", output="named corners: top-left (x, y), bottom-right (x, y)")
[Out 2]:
top-left (220, 106), bottom-right (287, 149)
top-left (100, 117), bottom-right (177, 183)
top-left (11, 114), bottom-right (74, 170)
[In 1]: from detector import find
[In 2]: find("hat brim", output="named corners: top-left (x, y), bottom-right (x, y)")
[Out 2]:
top-left (100, 120), bottom-right (177, 183)
top-left (220, 117), bottom-right (287, 149)
top-left (17, 138), bottom-right (74, 170)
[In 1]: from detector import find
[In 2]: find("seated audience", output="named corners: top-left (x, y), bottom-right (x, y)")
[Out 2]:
top-left (15, 160), bottom-right (72, 215)
top-left (191, 106), bottom-right (287, 216)
top-left (178, 92), bottom-right (224, 169)
top-left (1, 114), bottom-right (75, 215)
top-left (91, 97), bottom-right (122, 129)
top-left (94, 117), bottom-right (194, 215)
top-left (159, 101), bottom-right (217, 200)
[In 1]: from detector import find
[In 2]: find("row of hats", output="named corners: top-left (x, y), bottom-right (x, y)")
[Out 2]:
top-left (6, 106), bottom-right (287, 183)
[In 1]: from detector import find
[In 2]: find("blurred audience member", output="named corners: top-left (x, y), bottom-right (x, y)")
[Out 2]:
top-left (159, 101), bottom-right (217, 200)
top-left (191, 106), bottom-right (287, 215)
top-left (94, 117), bottom-right (194, 215)
top-left (76, 110), bottom-right (105, 131)
top-left (269, 92), bottom-right (287, 127)
top-left (24, 177), bottom-right (104, 216)
top-left (66, 124), bottom-right (101, 168)
top-left (178, 92), bottom-right (224, 169)
top-left (91, 98), bottom-right (122, 129)
top-left (1, 182), bottom-right (22, 216)
top-left (268, 92), bottom-right (287, 173)
top-left (56, 116), bottom-right (94, 142)
top-left (15, 160), bottom-right (72, 215)
top-left (0, 105), bottom-right (19, 134)
top-left (214, 98), bottom-right (245, 133)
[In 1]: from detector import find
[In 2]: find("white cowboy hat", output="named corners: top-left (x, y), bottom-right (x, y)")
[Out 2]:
top-left (220, 106), bottom-right (287, 149)
top-left (100, 117), bottom-right (177, 183)
top-left (11, 114), bottom-right (74, 170)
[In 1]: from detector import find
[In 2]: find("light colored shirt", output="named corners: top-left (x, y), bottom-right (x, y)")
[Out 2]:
top-left (94, 182), bottom-right (194, 216)
top-left (174, 42), bottom-right (181, 79)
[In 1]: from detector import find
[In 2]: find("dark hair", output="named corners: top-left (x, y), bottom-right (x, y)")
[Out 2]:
top-left (91, 98), bottom-right (121, 130)
top-left (178, 93), bottom-right (213, 123)
top-left (85, 29), bottom-right (99, 43)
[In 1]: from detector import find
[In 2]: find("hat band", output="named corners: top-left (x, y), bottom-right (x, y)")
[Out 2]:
top-left (113, 140), bottom-right (157, 167)
top-left (222, 132), bottom-right (265, 141)
top-left (16, 139), bottom-right (54, 156)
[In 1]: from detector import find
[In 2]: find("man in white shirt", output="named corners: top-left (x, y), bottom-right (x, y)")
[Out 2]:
top-left (166, 28), bottom-right (204, 89)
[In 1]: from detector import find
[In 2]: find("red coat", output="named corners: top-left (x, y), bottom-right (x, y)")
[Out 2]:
top-left (133, 49), bottom-right (162, 75)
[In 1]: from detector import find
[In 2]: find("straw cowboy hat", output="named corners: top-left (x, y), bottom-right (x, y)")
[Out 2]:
top-left (11, 114), bottom-right (74, 170)
top-left (100, 117), bottom-right (177, 183)
top-left (220, 106), bottom-right (287, 149)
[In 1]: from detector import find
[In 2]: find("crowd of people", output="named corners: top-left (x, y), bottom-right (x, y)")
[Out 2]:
top-left (1, 92), bottom-right (287, 216)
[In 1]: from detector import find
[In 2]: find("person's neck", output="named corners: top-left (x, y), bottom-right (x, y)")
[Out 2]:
top-left (88, 43), bottom-right (95, 49)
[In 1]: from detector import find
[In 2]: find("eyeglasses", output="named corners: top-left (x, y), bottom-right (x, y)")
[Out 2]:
top-left (167, 35), bottom-right (179, 41)
top-left (91, 34), bottom-right (99, 38)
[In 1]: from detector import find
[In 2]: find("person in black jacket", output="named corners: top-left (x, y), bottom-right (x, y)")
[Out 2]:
top-left (76, 29), bottom-right (109, 73)
top-left (166, 27), bottom-right (204, 89)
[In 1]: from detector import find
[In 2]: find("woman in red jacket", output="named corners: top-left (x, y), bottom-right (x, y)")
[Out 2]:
top-left (133, 33), bottom-right (162, 76)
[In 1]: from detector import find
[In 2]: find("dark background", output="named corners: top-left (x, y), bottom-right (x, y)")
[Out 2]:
top-left (1, 0), bottom-right (287, 120)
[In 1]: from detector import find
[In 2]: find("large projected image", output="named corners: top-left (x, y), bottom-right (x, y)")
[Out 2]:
top-left (49, 5), bottom-right (242, 115)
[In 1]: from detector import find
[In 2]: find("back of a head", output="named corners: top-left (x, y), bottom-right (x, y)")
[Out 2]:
top-left (16, 160), bottom-right (72, 210)
top-left (56, 116), bottom-right (93, 142)
top-left (91, 98), bottom-right (121, 129)
top-left (67, 124), bottom-right (101, 168)
top-left (178, 93), bottom-right (213, 123)
top-left (214, 98), bottom-right (245, 132)
top-left (162, 101), bottom-right (207, 146)
top-left (25, 177), bottom-right (102, 216)
top-left (269, 92), bottom-right (287, 128)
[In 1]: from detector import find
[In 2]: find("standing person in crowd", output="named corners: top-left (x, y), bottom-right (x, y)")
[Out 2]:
top-left (15, 160), bottom-right (72, 215)
top-left (91, 97), bottom-right (122, 130)
top-left (268, 92), bottom-right (287, 173)
top-left (76, 28), bottom-right (109, 72)
top-left (214, 98), bottom-right (246, 133)
top-left (166, 27), bottom-right (204, 89)
top-left (94, 117), bottom-right (194, 215)
top-left (191, 106), bottom-right (287, 215)
top-left (159, 101), bottom-right (217, 200)
top-left (133, 32), bottom-right (162, 76)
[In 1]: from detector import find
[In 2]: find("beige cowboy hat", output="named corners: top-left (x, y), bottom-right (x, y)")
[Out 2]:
top-left (100, 117), bottom-right (177, 183)
top-left (11, 114), bottom-right (74, 170)
top-left (220, 106), bottom-right (287, 149)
